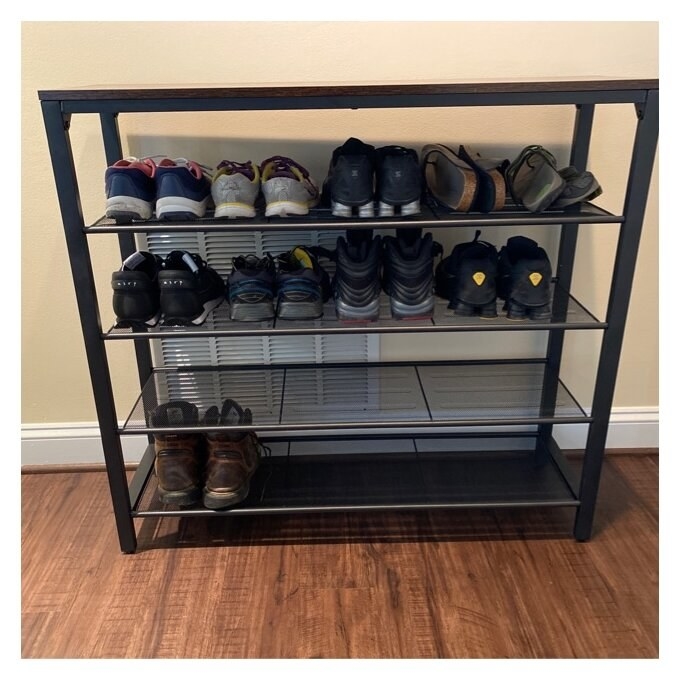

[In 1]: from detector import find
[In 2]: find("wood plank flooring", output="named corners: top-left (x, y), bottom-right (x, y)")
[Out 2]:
top-left (21, 454), bottom-right (659, 659)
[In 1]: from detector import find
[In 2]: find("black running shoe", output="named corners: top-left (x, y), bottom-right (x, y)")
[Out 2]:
top-left (435, 230), bottom-right (498, 318)
top-left (497, 236), bottom-right (552, 320)
top-left (382, 229), bottom-right (441, 319)
top-left (375, 145), bottom-right (421, 217)
top-left (332, 231), bottom-right (382, 321)
top-left (111, 250), bottom-right (164, 327)
top-left (275, 246), bottom-right (331, 320)
top-left (227, 253), bottom-right (276, 322)
top-left (323, 137), bottom-right (376, 218)
top-left (159, 250), bottom-right (225, 326)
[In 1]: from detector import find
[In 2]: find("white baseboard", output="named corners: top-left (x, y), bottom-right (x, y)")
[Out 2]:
top-left (20, 407), bottom-right (659, 467)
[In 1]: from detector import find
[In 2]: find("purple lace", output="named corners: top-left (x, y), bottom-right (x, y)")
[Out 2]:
top-left (260, 155), bottom-right (310, 179)
top-left (216, 160), bottom-right (256, 180)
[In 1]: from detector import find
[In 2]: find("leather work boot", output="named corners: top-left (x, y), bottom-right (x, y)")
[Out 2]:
top-left (202, 398), bottom-right (261, 510)
top-left (149, 400), bottom-right (204, 506)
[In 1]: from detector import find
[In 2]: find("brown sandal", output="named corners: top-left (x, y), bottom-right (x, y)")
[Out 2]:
top-left (421, 143), bottom-right (478, 212)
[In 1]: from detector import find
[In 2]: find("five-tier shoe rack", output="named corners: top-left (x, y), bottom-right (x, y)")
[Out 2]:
top-left (40, 79), bottom-right (658, 554)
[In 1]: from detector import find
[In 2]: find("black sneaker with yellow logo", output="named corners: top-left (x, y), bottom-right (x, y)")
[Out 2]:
top-left (497, 236), bottom-right (552, 320)
top-left (435, 230), bottom-right (498, 318)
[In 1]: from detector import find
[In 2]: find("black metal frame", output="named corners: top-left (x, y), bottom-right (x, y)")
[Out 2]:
top-left (40, 80), bottom-right (659, 553)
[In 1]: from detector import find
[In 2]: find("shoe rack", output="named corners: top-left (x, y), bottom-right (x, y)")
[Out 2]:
top-left (40, 80), bottom-right (658, 554)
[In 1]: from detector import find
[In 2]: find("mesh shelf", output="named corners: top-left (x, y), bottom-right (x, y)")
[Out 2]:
top-left (105, 287), bottom-right (604, 339)
top-left (122, 361), bottom-right (589, 434)
top-left (133, 447), bottom-right (579, 517)
top-left (89, 200), bottom-right (621, 233)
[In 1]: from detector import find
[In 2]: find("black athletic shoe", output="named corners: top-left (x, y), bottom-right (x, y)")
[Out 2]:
top-left (111, 250), bottom-right (164, 327)
top-left (375, 145), bottom-right (421, 217)
top-left (497, 236), bottom-right (552, 320)
top-left (227, 253), bottom-right (276, 322)
top-left (435, 230), bottom-right (498, 318)
top-left (382, 229), bottom-right (441, 319)
top-left (275, 246), bottom-right (331, 320)
top-left (159, 250), bottom-right (225, 326)
top-left (332, 231), bottom-right (382, 321)
top-left (323, 137), bottom-right (376, 218)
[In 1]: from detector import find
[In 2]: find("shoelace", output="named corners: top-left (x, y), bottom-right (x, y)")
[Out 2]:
top-left (161, 157), bottom-right (214, 180)
top-left (217, 159), bottom-right (255, 176)
top-left (261, 155), bottom-right (310, 179)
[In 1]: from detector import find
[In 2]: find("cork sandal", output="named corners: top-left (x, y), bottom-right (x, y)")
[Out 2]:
top-left (421, 143), bottom-right (478, 212)
top-left (457, 145), bottom-right (509, 213)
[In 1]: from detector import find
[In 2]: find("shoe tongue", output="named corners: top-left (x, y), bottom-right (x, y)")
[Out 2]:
top-left (292, 247), bottom-right (314, 270)
top-left (122, 251), bottom-right (148, 271)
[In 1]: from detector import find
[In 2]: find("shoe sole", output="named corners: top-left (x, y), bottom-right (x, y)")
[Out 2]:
top-left (378, 200), bottom-right (420, 217)
top-left (203, 482), bottom-right (250, 510)
top-left (453, 301), bottom-right (498, 318)
top-left (265, 200), bottom-right (311, 217)
top-left (158, 485), bottom-right (202, 507)
top-left (106, 196), bottom-right (153, 222)
top-left (214, 202), bottom-right (256, 219)
top-left (230, 300), bottom-right (275, 322)
top-left (162, 295), bottom-right (224, 326)
top-left (390, 295), bottom-right (434, 320)
top-left (157, 196), bottom-right (210, 220)
top-left (331, 200), bottom-right (375, 218)
top-left (114, 309), bottom-right (162, 328)
top-left (336, 297), bottom-right (380, 321)
top-left (277, 299), bottom-right (324, 320)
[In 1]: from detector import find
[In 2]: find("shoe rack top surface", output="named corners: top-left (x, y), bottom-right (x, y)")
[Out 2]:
top-left (38, 78), bottom-right (658, 101)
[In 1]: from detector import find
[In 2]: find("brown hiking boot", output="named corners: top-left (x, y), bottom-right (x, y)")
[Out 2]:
top-left (203, 399), bottom-right (261, 509)
top-left (150, 400), bottom-right (204, 506)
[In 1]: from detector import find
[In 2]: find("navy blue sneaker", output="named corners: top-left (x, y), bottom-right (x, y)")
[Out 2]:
top-left (375, 145), bottom-right (421, 217)
top-left (497, 236), bottom-right (552, 320)
top-left (332, 231), bottom-right (382, 321)
top-left (105, 157), bottom-right (157, 222)
top-left (435, 230), bottom-right (498, 318)
top-left (155, 158), bottom-right (212, 221)
top-left (382, 229), bottom-right (441, 319)
top-left (227, 253), bottom-right (276, 321)
top-left (111, 250), bottom-right (164, 327)
top-left (275, 246), bottom-right (331, 320)
top-left (159, 250), bottom-right (225, 325)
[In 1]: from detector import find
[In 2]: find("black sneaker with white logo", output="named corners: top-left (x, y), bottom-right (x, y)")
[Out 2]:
top-left (159, 250), bottom-right (225, 326)
top-left (497, 236), bottom-right (552, 320)
top-left (435, 230), bottom-right (498, 318)
top-left (323, 137), bottom-right (376, 218)
top-left (111, 250), bottom-right (164, 327)
top-left (375, 145), bottom-right (421, 217)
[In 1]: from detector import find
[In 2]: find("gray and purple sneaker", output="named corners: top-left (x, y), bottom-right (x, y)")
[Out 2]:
top-left (260, 156), bottom-right (320, 217)
top-left (212, 160), bottom-right (261, 219)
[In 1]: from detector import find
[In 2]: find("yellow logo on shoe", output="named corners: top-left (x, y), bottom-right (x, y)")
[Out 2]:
top-left (472, 272), bottom-right (486, 286)
top-left (529, 272), bottom-right (543, 286)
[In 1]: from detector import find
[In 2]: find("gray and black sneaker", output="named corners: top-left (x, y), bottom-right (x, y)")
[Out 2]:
top-left (227, 253), bottom-right (276, 322)
top-left (382, 229), bottom-right (442, 319)
top-left (435, 230), bottom-right (498, 318)
top-left (497, 236), bottom-right (552, 320)
top-left (275, 246), bottom-right (331, 320)
top-left (375, 145), bottom-right (421, 217)
top-left (324, 137), bottom-right (377, 218)
top-left (332, 231), bottom-right (383, 321)
top-left (551, 166), bottom-right (603, 209)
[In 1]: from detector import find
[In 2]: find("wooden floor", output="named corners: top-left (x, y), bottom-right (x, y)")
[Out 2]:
top-left (21, 453), bottom-right (658, 659)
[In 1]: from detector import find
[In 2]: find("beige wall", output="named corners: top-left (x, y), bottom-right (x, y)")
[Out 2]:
top-left (21, 21), bottom-right (659, 424)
